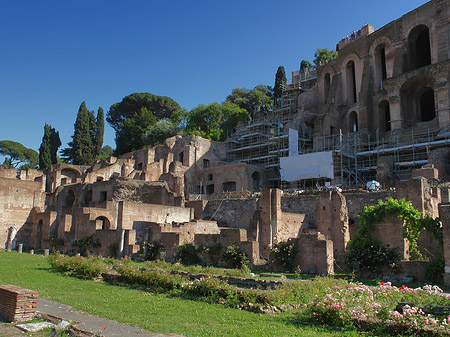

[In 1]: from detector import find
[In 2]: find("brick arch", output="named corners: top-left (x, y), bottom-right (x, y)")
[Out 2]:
top-left (400, 74), bottom-right (436, 128)
top-left (369, 36), bottom-right (394, 86)
top-left (339, 53), bottom-right (362, 106)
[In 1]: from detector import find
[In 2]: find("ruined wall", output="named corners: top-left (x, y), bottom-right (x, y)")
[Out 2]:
top-left (293, 233), bottom-right (334, 275)
top-left (372, 214), bottom-right (410, 260)
top-left (281, 194), bottom-right (318, 228)
top-left (277, 212), bottom-right (305, 242)
top-left (120, 201), bottom-right (193, 230)
top-left (202, 198), bottom-right (258, 228)
top-left (317, 191), bottom-right (350, 260)
top-left (0, 178), bottom-right (45, 250)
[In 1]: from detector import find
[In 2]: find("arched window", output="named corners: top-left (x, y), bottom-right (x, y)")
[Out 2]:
top-left (408, 25), bottom-right (431, 70)
top-left (346, 61), bottom-right (357, 104)
top-left (349, 111), bottom-right (358, 132)
top-left (420, 88), bottom-right (435, 122)
top-left (375, 44), bottom-right (387, 89)
top-left (96, 216), bottom-right (110, 230)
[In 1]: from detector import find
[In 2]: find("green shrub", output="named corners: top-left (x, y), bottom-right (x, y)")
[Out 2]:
top-left (145, 241), bottom-right (164, 261)
top-left (270, 240), bottom-right (297, 271)
top-left (71, 235), bottom-right (101, 256)
top-left (176, 243), bottom-right (200, 265)
top-left (425, 257), bottom-right (444, 283)
top-left (47, 253), bottom-right (107, 279)
top-left (222, 244), bottom-right (248, 268)
top-left (115, 264), bottom-right (186, 291)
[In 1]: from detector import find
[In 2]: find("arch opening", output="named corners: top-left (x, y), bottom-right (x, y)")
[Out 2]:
top-left (349, 111), bottom-right (358, 132)
top-left (408, 25), bottom-right (431, 70)
top-left (346, 61), bottom-right (357, 104)
top-left (420, 88), bottom-right (436, 122)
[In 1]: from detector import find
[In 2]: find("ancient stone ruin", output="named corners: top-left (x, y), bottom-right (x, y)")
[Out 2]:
top-left (2, 0), bottom-right (450, 283)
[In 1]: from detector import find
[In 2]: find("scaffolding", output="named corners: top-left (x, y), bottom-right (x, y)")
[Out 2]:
top-left (227, 73), bottom-right (450, 190)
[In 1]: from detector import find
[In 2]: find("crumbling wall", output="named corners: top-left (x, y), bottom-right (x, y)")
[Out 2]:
top-left (0, 177), bottom-right (45, 250)
top-left (281, 195), bottom-right (318, 229)
top-left (293, 233), bottom-right (334, 275)
top-left (202, 198), bottom-right (258, 228)
top-left (317, 191), bottom-right (350, 258)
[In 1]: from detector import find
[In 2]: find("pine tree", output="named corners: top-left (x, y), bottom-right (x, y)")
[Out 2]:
top-left (94, 107), bottom-right (104, 158)
top-left (39, 124), bottom-right (52, 169)
top-left (274, 66), bottom-right (287, 103)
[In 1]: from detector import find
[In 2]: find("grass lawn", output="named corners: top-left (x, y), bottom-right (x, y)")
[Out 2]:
top-left (0, 252), bottom-right (366, 337)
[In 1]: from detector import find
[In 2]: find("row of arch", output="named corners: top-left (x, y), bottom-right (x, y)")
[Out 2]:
top-left (322, 24), bottom-right (432, 105)
top-left (346, 86), bottom-right (435, 134)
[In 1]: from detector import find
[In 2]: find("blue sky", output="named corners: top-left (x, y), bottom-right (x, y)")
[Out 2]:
top-left (0, 0), bottom-right (428, 158)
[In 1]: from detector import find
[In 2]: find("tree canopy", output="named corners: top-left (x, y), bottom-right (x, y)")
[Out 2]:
top-left (300, 60), bottom-right (312, 71)
top-left (142, 120), bottom-right (180, 147)
top-left (274, 66), bottom-right (287, 102)
top-left (185, 102), bottom-right (249, 141)
top-left (61, 102), bottom-right (104, 165)
top-left (313, 48), bottom-right (338, 66)
top-left (39, 124), bottom-right (61, 169)
top-left (106, 92), bottom-right (182, 132)
top-left (0, 140), bottom-right (38, 168)
top-left (226, 85), bottom-right (273, 118)
top-left (114, 107), bottom-right (157, 155)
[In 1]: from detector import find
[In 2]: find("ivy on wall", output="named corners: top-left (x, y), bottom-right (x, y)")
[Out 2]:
top-left (347, 197), bottom-right (442, 270)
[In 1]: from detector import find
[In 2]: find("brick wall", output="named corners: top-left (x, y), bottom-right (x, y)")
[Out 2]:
top-left (0, 285), bottom-right (38, 322)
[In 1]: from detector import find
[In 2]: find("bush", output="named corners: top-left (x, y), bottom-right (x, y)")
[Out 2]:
top-left (198, 241), bottom-right (223, 266)
top-left (71, 235), bottom-right (101, 256)
top-left (176, 243), bottom-right (200, 265)
top-left (425, 257), bottom-right (444, 283)
top-left (47, 253), bottom-right (107, 279)
top-left (115, 264), bottom-right (186, 291)
top-left (145, 241), bottom-right (164, 261)
top-left (270, 240), bottom-right (297, 271)
top-left (222, 244), bottom-right (249, 268)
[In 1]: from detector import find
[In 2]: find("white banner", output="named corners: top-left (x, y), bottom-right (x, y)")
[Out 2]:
top-left (280, 151), bottom-right (334, 182)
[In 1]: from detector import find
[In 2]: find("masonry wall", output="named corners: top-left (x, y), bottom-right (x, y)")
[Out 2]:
top-left (202, 198), bottom-right (259, 228)
top-left (0, 178), bottom-right (44, 250)
top-left (294, 233), bottom-right (334, 275)
top-left (120, 201), bottom-right (193, 230)
top-left (281, 195), bottom-right (318, 228)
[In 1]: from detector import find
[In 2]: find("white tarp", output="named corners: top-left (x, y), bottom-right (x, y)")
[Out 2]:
top-left (280, 151), bottom-right (334, 182)
top-left (288, 128), bottom-right (298, 157)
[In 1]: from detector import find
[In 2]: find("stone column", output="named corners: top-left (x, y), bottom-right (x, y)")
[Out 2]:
top-left (389, 94), bottom-right (402, 130)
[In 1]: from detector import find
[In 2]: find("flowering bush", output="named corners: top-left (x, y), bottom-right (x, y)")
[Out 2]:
top-left (303, 281), bottom-right (450, 335)
top-left (270, 240), bottom-right (297, 271)
top-left (47, 253), bottom-right (107, 280)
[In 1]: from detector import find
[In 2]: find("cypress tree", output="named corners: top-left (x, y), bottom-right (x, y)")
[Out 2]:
top-left (72, 102), bottom-right (95, 165)
top-left (274, 66), bottom-right (287, 103)
top-left (39, 124), bottom-right (61, 169)
top-left (49, 128), bottom-right (61, 165)
top-left (39, 124), bottom-right (52, 169)
top-left (94, 107), bottom-right (104, 158)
